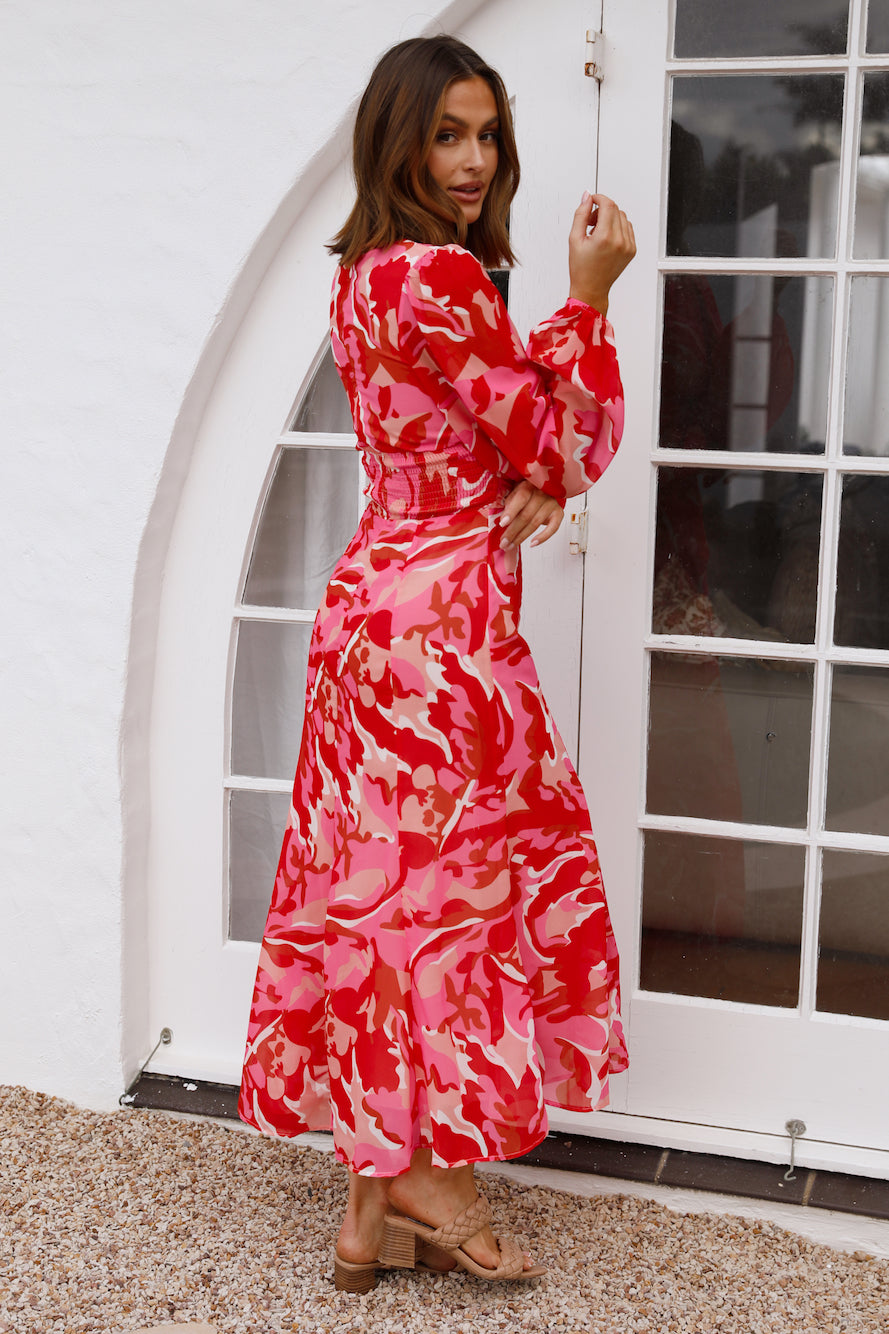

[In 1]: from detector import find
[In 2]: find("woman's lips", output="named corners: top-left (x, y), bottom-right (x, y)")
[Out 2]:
top-left (451, 184), bottom-right (483, 199)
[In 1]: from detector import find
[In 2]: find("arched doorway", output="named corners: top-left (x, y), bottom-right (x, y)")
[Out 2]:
top-left (135, 0), bottom-right (602, 1089)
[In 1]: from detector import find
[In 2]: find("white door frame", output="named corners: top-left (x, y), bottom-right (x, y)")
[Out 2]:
top-left (565, 0), bottom-right (889, 1179)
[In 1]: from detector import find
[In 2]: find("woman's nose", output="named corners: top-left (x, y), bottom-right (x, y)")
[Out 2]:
top-left (463, 138), bottom-right (485, 171)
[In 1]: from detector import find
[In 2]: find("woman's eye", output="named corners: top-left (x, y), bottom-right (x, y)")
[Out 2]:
top-left (436, 130), bottom-right (458, 144)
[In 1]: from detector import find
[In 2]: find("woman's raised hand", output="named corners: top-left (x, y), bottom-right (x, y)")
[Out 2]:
top-left (498, 480), bottom-right (564, 550)
top-left (568, 193), bottom-right (636, 316)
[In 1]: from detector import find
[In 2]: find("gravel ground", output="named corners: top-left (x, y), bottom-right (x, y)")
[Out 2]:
top-left (0, 1085), bottom-right (886, 1333)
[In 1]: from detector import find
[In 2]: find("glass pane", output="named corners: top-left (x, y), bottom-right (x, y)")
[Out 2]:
top-left (843, 279), bottom-right (889, 455)
top-left (229, 789), bottom-right (291, 942)
top-left (641, 831), bottom-right (804, 1005)
top-left (289, 347), bottom-right (353, 432)
top-left (668, 77), bottom-right (843, 259)
top-left (487, 268), bottom-right (510, 304)
top-left (854, 74), bottom-right (889, 260)
top-left (867, 0), bottom-right (889, 51)
top-left (674, 0), bottom-right (849, 58)
top-left (818, 850), bottom-right (889, 1020)
top-left (660, 275), bottom-right (832, 455)
top-left (653, 469), bottom-right (823, 643)
top-left (826, 665), bottom-right (889, 834)
top-left (648, 653), bottom-right (814, 827)
top-left (231, 621), bottom-right (313, 780)
top-left (243, 448), bottom-right (360, 608)
top-left (835, 476), bottom-right (889, 646)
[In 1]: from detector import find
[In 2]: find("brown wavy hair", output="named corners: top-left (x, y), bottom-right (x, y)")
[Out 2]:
top-left (329, 35), bottom-right (519, 268)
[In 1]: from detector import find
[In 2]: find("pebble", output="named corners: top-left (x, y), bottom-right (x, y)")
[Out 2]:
top-left (1, 1085), bottom-right (886, 1332)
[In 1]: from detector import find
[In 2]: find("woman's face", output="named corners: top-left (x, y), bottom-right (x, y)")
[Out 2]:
top-left (426, 76), bottom-right (499, 225)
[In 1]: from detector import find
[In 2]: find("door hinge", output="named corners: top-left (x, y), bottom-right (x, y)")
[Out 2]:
top-left (585, 29), bottom-right (604, 81)
top-left (568, 507), bottom-right (588, 555)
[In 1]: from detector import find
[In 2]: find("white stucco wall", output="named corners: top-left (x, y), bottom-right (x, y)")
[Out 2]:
top-left (0, 0), bottom-right (482, 1109)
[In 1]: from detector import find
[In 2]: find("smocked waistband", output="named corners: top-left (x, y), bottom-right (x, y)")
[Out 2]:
top-left (361, 447), bottom-right (510, 519)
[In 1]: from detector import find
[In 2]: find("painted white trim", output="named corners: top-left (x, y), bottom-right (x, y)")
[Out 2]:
top-left (224, 776), bottom-right (293, 794)
top-left (652, 448), bottom-right (889, 472)
top-left (235, 605), bottom-right (319, 623)
top-left (279, 432), bottom-right (357, 449)
top-left (546, 1108), bottom-right (889, 1180)
top-left (658, 257), bottom-right (889, 273)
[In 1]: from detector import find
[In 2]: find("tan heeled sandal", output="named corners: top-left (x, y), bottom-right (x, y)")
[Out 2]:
top-left (378, 1194), bottom-right (546, 1281)
top-left (333, 1238), bottom-right (456, 1292)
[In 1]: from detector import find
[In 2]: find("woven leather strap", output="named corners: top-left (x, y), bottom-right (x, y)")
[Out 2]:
top-left (426, 1195), bottom-right (493, 1251)
top-left (424, 1196), bottom-right (527, 1279)
top-left (486, 1236), bottom-right (526, 1281)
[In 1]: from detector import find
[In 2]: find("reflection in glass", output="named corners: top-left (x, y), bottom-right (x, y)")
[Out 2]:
top-left (231, 621), bottom-right (313, 780)
top-left (668, 77), bottom-right (843, 259)
top-left (641, 831), bottom-right (804, 1005)
top-left (674, 0), bottom-right (849, 58)
top-left (835, 476), bottom-right (889, 647)
top-left (244, 448), bottom-right (360, 608)
top-left (660, 275), bottom-right (831, 456)
top-left (844, 280), bottom-right (889, 456)
top-left (229, 789), bottom-right (290, 942)
top-left (868, 0), bottom-right (889, 51)
top-left (818, 849), bottom-right (889, 1020)
top-left (826, 666), bottom-right (889, 835)
top-left (854, 74), bottom-right (889, 259)
top-left (653, 469), bottom-right (822, 643)
top-left (648, 653), bottom-right (813, 828)
top-left (290, 347), bottom-right (353, 433)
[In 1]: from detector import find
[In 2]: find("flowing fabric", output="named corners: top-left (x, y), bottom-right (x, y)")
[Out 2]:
top-left (239, 241), bottom-right (628, 1176)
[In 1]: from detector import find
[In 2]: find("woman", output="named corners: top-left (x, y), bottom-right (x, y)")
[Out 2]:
top-left (239, 34), bottom-right (635, 1289)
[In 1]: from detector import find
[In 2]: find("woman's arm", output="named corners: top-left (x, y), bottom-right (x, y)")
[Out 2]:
top-left (403, 205), bottom-right (634, 500)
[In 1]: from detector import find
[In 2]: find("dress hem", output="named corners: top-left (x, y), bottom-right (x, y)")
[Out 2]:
top-left (237, 1080), bottom-right (625, 1176)
top-left (333, 1125), bottom-right (553, 1178)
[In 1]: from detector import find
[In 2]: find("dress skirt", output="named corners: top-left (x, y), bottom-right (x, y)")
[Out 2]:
top-left (239, 240), bottom-right (628, 1176)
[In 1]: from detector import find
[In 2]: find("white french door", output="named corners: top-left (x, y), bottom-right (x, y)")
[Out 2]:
top-left (146, 0), bottom-right (601, 1087)
top-left (567, 0), bottom-right (889, 1175)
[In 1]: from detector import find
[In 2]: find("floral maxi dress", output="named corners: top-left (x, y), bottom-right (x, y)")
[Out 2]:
top-left (238, 241), bottom-right (628, 1176)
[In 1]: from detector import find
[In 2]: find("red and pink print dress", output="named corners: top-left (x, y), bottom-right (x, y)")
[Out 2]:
top-left (239, 241), bottom-right (628, 1176)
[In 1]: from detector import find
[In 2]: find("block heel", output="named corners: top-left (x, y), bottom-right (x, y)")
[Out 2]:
top-left (379, 1214), bottom-right (420, 1268)
top-left (332, 1252), bottom-right (381, 1292)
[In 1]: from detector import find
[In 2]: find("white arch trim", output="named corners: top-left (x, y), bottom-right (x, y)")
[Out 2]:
top-left (120, 0), bottom-right (489, 1084)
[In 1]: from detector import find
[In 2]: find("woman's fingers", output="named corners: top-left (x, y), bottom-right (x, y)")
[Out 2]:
top-left (498, 481), bottom-right (534, 542)
top-left (586, 195), bottom-right (635, 260)
top-left (499, 485), bottom-right (564, 548)
top-left (528, 504), bottom-right (563, 547)
top-left (500, 506), bottom-right (545, 546)
top-left (501, 479), bottom-right (534, 516)
top-left (569, 192), bottom-right (636, 310)
top-left (569, 191), bottom-right (597, 247)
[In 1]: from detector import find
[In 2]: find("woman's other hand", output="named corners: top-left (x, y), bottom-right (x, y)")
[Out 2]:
top-left (568, 192), bottom-right (636, 317)
top-left (498, 481), bottom-right (564, 549)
